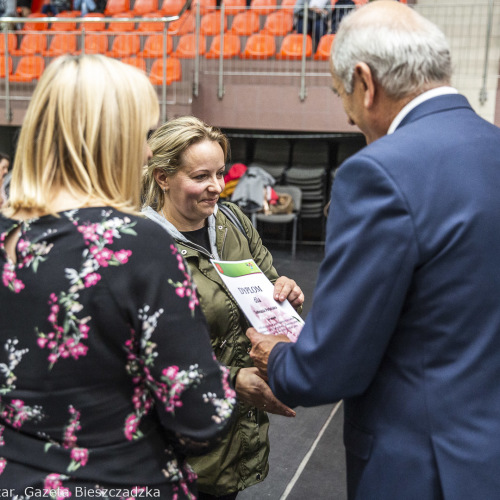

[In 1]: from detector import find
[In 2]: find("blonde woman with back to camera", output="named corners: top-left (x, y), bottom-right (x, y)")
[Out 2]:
top-left (0, 55), bottom-right (236, 498)
top-left (142, 116), bottom-right (305, 500)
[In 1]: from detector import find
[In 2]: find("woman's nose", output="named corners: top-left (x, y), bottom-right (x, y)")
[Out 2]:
top-left (208, 177), bottom-right (223, 193)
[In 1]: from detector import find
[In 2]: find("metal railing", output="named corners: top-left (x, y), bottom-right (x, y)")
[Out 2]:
top-left (0, 1), bottom-right (499, 125)
top-left (0, 1), bottom-right (191, 122)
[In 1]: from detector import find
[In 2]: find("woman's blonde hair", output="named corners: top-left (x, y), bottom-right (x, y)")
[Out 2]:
top-left (6, 55), bottom-right (159, 216)
top-left (142, 115), bottom-right (229, 212)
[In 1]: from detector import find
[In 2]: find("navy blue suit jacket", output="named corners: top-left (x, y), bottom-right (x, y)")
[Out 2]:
top-left (269, 94), bottom-right (500, 499)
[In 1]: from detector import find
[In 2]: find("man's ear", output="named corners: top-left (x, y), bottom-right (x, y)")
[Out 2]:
top-left (354, 62), bottom-right (376, 109)
top-left (153, 170), bottom-right (169, 191)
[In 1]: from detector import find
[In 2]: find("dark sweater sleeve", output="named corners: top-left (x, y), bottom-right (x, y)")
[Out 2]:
top-left (107, 217), bottom-right (237, 456)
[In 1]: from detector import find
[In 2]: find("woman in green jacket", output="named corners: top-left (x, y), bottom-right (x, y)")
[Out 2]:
top-left (142, 116), bottom-right (304, 500)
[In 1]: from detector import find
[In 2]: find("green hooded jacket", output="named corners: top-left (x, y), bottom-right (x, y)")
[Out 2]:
top-left (143, 202), bottom-right (279, 496)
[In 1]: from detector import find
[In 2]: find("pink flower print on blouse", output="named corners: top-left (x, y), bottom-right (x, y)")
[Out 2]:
top-left (0, 338), bottom-right (29, 394)
top-left (63, 406), bottom-right (82, 449)
top-left (44, 406), bottom-right (89, 473)
top-left (0, 398), bottom-right (43, 429)
top-left (168, 245), bottom-right (199, 316)
top-left (114, 249), bottom-right (132, 264)
top-left (84, 272), bottom-right (101, 288)
top-left (123, 312), bottom-right (206, 441)
top-left (124, 413), bottom-right (142, 441)
top-left (44, 474), bottom-right (72, 499)
top-left (202, 364), bottom-right (237, 425)
top-left (171, 474), bottom-right (197, 500)
top-left (15, 235), bottom-right (54, 272)
top-left (36, 294), bottom-right (90, 369)
top-left (2, 261), bottom-right (25, 293)
top-left (68, 447), bottom-right (89, 471)
top-left (0, 426), bottom-right (5, 475)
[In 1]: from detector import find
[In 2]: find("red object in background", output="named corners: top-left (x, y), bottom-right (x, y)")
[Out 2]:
top-left (31, 0), bottom-right (44, 13)
top-left (224, 163), bottom-right (247, 183)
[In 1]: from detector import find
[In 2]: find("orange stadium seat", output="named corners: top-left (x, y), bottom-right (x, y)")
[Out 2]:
top-left (205, 33), bottom-right (241, 58)
top-left (42, 33), bottom-right (78, 56)
top-left (106, 33), bottom-right (141, 57)
top-left (140, 34), bottom-right (173, 58)
top-left (276, 33), bottom-right (312, 59)
top-left (160, 0), bottom-right (184, 15)
top-left (80, 13), bottom-right (106, 32)
top-left (49, 11), bottom-right (79, 32)
top-left (167, 12), bottom-right (195, 35)
top-left (240, 33), bottom-right (275, 59)
top-left (314, 33), bottom-right (334, 60)
top-left (0, 33), bottom-right (18, 54)
top-left (250, 0), bottom-right (277, 16)
top-left (280, 0), bottom-right (295, 9)
top-left (132, 0), bottom-right (158, 16)
top-left (230, 11), bottom-right (260, 36)
top-left (21, 13), bottom-right (49, 32)
top-left (78, 33), bottom-right (108, 53)
top-left (261, 10), bottom-right (293, 36)
top-left (104, 0), bottom-right (130, 15)
top-left (10, 55), bottom-right (45, 82)
top-left (222, 0), bottom-right (246, 15)
top-left (173, 33), bottom-right (206, 58)
top-left (106, 12), bottom-right (135, 32)
top-left (12, 34), bottom-right (47, 56)
top-left (191, 0), bottom-right (216, 15)
top-left (149, 57), bottom-right (182, 85)
top-left (137, 12), bottom-right (164, 32)
top-left (121, 56), bottom-right (147, 72)
top-left (0, 55), bottom-right (13, 78)
top-left (200, 12), bottom-right (228, 36)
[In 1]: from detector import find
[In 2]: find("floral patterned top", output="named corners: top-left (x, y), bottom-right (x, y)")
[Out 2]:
top-left (0, 208), bottom-right (236, 499)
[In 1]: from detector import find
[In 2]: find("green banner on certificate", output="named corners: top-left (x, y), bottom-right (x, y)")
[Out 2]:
top-left (212, 260), bottom-right (262, 277)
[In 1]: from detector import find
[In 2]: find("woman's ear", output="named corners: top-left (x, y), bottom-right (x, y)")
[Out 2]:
top-left (153, 170), bottom-right (169, 192)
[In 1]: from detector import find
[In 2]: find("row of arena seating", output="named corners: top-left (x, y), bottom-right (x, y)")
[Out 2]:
top-left (101, 0), bottom-right (373, 18)
top-left (0, 32), bottom-right (335, 60)
top-left (13, 9), bottom-right (330, 36)
top-left (0, 0), bottom-right (384, 82)
top-left (0, 53), bottom-right (181, 83)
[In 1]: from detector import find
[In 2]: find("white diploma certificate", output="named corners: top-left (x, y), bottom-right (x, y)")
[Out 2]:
top-left (211, 258), bottom-right (304, 342)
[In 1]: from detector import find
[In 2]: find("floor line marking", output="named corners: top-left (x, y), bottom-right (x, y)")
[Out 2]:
top-left (280, 400), bottom-right (343, 500)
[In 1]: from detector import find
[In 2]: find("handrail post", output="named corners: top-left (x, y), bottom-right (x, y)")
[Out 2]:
top-left (81, 26), bottom-right (86, 54)
top-left (162, 22), bottom-right (168, 122)
top-left (217, 2), bottom-right (225, 100)
top-left (299, 2), bottom-right (308, 101)
top-left (194, 1), bottom-right (201, 97)
top-left (479, 0), bottom-right (494, 105)
top-left (3, 25), bottom-right (12, 123)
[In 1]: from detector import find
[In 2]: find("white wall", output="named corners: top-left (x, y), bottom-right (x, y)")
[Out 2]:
top-left (414, 0), bottom-right (500, 122)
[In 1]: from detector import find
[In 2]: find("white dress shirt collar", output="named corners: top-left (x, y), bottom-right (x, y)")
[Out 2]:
top-left (387, 86), bottom-right (458, 135)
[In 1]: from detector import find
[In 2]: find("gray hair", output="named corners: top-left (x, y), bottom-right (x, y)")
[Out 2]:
top-left (332, 5), bottom-right (452, 99)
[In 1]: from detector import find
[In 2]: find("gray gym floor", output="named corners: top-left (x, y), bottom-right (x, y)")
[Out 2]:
top-left (239, 243), bottom-right (347, 500)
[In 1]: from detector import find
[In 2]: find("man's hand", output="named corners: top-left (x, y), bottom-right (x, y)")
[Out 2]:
top-left (246, 327), bottom-right (291, 379)
top-left (235, 367), bottom-right (296, 417)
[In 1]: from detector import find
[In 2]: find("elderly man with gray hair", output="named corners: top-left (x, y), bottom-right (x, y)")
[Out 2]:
top-left (247, 1), bottom-right (500, 499)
